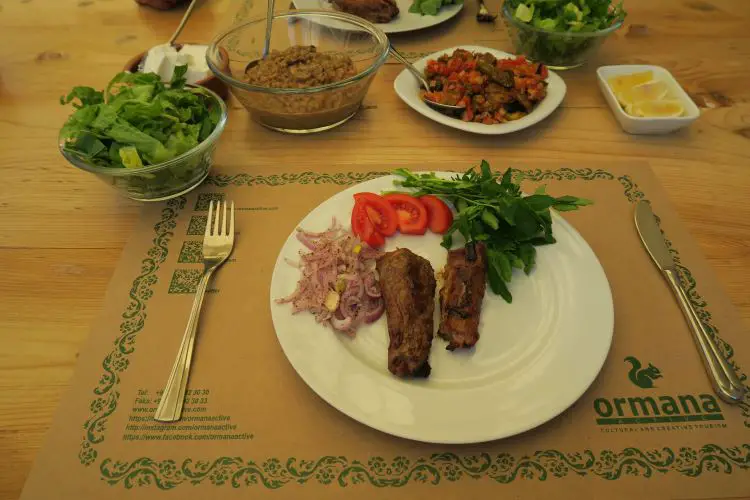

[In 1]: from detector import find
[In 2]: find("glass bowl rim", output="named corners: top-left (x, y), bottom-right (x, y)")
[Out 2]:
top-left (206, 10), bottom-right (391, 95)
top-left (501, 2), bottom-right (624, 38)
top-left (59, 84), bottom-right (228, 177)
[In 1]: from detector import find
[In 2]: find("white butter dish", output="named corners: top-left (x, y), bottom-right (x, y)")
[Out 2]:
top-left (596, 65), bottom-right (700, 134)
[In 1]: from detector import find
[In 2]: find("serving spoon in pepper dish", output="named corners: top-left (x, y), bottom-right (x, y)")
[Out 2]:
top-left (389, 45), bottom-right (465, 115)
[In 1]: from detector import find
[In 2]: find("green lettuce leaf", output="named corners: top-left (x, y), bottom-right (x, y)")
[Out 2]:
top-left (60, 86), bottom-right (104, 108)
top-left (119, 146), bottom-right (145, 169)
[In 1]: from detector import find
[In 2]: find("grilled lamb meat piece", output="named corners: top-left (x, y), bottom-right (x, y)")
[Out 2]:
top-left (438, 243), bottom-right (487, 350)
top-left (330, 0), bottom-right (399, 23)
top-left (376, 248), bottom-right (436, 377)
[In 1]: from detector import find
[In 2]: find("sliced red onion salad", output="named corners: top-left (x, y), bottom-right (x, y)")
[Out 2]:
top-left (277, 220), bottom-right (385, 335)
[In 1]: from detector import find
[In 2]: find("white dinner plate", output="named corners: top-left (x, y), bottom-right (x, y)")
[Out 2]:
top-left (394, 46), bottom-right (567, 135)
top-left (270, 174), bottom-right (613, 444)
top-left (292, 0), bottom-right (464, 34)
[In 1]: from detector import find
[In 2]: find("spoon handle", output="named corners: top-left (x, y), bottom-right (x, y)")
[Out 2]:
top-left (263, 0), bottom-right (276, 58)
top-left (168, 0), bottom-right (200, 46)
top-left (389, 46), bottom-right (429, 90)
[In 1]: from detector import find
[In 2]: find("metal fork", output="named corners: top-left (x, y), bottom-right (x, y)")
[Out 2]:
top-left (154, 200), bottom-right (235, 422)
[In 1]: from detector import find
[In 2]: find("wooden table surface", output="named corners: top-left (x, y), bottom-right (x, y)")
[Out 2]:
top-left (1, 0), bottom-right (749, 498)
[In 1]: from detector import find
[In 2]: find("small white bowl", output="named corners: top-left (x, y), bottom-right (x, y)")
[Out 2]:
top-left (596, 65), bottom-right (700, 134)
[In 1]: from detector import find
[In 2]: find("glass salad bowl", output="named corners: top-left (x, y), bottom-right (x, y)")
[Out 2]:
top-left (59, 85), bottom-right (228, 202)
top-left (206, 11), bottom-right (390, 134)
top-left (502, 2), bottom-right (624, 70)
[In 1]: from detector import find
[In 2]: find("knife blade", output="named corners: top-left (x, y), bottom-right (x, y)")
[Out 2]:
top-left (634, 201), bottom-right (676, 272)
top-left (634, 200), bottom-right (745, 404)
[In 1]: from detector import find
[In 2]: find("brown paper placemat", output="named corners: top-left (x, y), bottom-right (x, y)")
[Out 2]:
top-left (21, 161), bottom-right (750, 499)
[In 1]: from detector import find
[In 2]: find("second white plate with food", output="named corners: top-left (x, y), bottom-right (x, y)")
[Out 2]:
top-left (292, 0), bottom-right (464, 34)
top-left (394, 46), bottom-right (567, 135)
top-left (270, 172), bottom-right (612, 444)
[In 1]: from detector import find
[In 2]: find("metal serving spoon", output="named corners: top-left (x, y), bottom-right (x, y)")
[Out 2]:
top-left (389, 46), bottom-right (464, 114)
top-left (244, 0), bottom-right (276, 73)
top-left (262, 0), bottom-right (275, 59)
top-left (167, 0), bottom-right (200, 46)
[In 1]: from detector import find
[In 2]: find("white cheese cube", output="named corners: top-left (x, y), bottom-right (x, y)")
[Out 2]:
top-left (178, 44), bottom-right (209, 72)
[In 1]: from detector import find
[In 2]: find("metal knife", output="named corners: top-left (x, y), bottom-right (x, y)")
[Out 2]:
top-left (634, 200), bottom-right (745, 404)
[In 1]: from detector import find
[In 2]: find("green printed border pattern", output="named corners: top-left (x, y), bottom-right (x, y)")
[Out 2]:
top-left (99, 445), bottom-right (750, 489)
top-left (79, 197), bottom-right (186, 466)
top-left (77, 168), bottom-right (750, 489)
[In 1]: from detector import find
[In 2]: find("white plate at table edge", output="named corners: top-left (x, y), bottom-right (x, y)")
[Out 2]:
top-left (291, 0), bottom-right (464, 34)
top-left (394, 46), bottom-right (567, 135)
top-left (270, 173), bottom-right (613, 444)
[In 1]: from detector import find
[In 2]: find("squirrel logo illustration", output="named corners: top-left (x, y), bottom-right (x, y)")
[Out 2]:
top-left (624, 356), bottom-right (663, 389)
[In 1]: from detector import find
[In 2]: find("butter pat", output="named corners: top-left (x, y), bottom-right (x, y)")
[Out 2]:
top-left (140, 43), bottom-right (210, 84)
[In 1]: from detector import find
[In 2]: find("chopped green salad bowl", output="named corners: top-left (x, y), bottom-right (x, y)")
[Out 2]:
top-left (502, 0), bottom-right (625, 70)
top-left (58, 71), bottom-right (228, 202)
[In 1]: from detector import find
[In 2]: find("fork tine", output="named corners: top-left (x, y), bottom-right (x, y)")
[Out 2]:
top-left (205, 200), bottom-right (214, 237)
top-left (229, 201), bottom-right (235, 239)
top-left (222, 200), bottom-right (228, 237)
top-left (214, 200), bottom-right (223, 236)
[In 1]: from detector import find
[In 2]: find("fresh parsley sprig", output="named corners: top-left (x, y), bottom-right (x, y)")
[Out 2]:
top-left (393, 161), bottom-right (592, 302)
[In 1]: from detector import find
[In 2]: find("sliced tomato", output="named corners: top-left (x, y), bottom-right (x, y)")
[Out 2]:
top-left (498, 56), bottom-right (528, 70)
top-left (363, 229), bottom-right (385, 248)
top-left (419, 195), bottom-right (454, 234)
top-left (351, 202), bottom-right (385, 248)
top-left (384, 193), bottom-right (428, 235)
top-left (351, 202), bottom-right (374, 239)
top-left (353, 192), bottom-right (398, 237)
top-left (351, 201), bottom-right (372, 238)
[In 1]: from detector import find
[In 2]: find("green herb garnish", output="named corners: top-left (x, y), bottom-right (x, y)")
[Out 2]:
top-left (409, 0), bottom-right (463, 16)
top-left (393, 161), bottom-right (593, 302)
